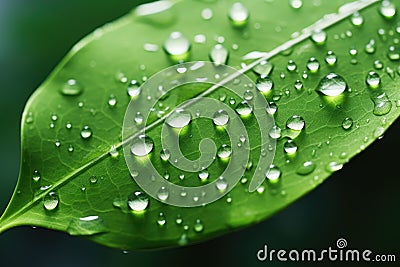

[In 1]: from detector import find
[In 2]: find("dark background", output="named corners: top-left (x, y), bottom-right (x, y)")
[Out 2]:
top-left (0, 0), bottom-right (399, 266)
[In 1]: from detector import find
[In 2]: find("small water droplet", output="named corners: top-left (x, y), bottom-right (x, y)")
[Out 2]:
top-left (128, 191), bottom-right (149, 212)
top-left (253, 60), bottom-right (274, 77)
top-left (350, 12), bottom-right (364, 26)
top-left (326, 162), bottom-right (343, 172)
top-left (269, 125), bottom-right (282, 139)
top-left (317, 73), bottom-right (347, 97)
top-left (160, 148), bottom-right (171, 161)
top-left (68, 145), bottom-right (74, 153)
top-left (228, 2), bottom-right (249, 28)
top-left (266, 165), bottom-right (281, 184)
top-left (373, 60), bottom-right (384, 70)
top-left (209, 44), bottom-right (229, 66)
top-left (127, 80), bottom-right (141, 98)
top-left (371, 92), bottom-right (392, 116)
top-left (266, 102), bottom-right (278, 115)
top-left (157, 212), bottom-right (166, 226)
top-left (32, 170), bottom-right (41, 182)
top-left (130, 134), bottom-right (154, 156)
top-left (216, 177), bottom-right (228, 192)
top-left (289, 0), bottom-right (303, 9)
top-left (387, 45), bottom-right (400, 61)
top-left (311, 29), bottom-right (327, 45)
top-left (296, 161), bottom-right (316, 175)
top-left (366, 71), bottom-right (381, 88)
top-left (166, 108), bottom-right (191, 128)
top-left (341, 117), bottom-right (353, 130)
top-left (365, 39), bottom-right (376, 54)
top-left (243, 90), bottom-right (254, 101)
top-left (43, 192), bottom-right (59, 211)
top-left (175, 214), bottom-right (183, 225)
top-left (235, 101), bottom-right (252, 116)
top-left (283, 139), bottom-right (298, 154)
top-left (108, 95), bottom-right (117, 107)
top-left (198, 169), bottom-right (209, 181)
top-left (89, 176), bottom-right (98, 184)
top-left (256, 76), bottom-right (274, 93)
top-left (287, 59), bottom-right (297, 72)
top-left (201, 8), bottom-right (213, 20)
top-left (213, 109), bottom-right (230, 126)
top-left (109, 145), bottom-right (119, 158)
top-left (80, 126), bottom-right (93, 139)
top-left (286, 115), bottom-right (305, 131)
top-left (217, 144), bottom-right (232, 159)
top-left (61, 79), bottom-right (83, 96)
top-left (163, 32), bottom-right (191, 63)
top-left (157, 186), bottom-right (169, 201)
top-left (55, 140), bottom-right (61, 147)
top-left (325, 51), bottom-right (337, 66)
top-left (294, 80), bottom-right (303, 90)
top-left (380, 0), bottom-right (396, 19)
top-left (306, 57), bottom-right (320, 73)
top-left (193, 219), bottom-right (204, 233)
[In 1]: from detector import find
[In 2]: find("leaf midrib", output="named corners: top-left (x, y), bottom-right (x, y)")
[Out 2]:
top-left (0, 0), bottom-right (378, 232)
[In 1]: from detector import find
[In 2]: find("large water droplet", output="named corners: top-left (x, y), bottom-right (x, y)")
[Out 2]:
top-left (283, 139), bottom-right (298, 154)
top-left (61, 79), bottom-right (83, 96)
top-left (130, 134), bottom-right (154, 156)
top-left (80, 126), bottom-right (93, 139)
top-left (266, 102), bottom-right (278, 115)
top-left (256, 76), bottom-right (274, 93)
top-left (43, 192), bottom-right (59, 211)
top-left (366, 71), bottom-right (381, 88)
top-left (253, 60), bottom-right (274, 77)
top-left (209, 44), bottom-right (229, 66)
top-left (311, 29), bottom-right (327, 45)
top-left (127, 80), bottom-right (141, 98)
top-left (317, 73), bottom-right (347, 97)
top-left (326, 162), bottom-right (343, 172)
top-left (380, 0), bottom-right (396, 19)
top-left (67, 215), bottom-right (106, 236)
top-left (228, 2), bottom-right (249, 28)
top-left (163, 32), bottom-right (191, 63)
top-left (286, 115), bottom-right (305, 131)
top-left (306, 57), bottom-right (320, 73)
top-left (296, 161), bottom-right (316, 175)
top-left (269, 125), bottom-right (282, 139)
top-left (198, 169), bottom-right (209, 181)
top-left (216, 177), bottom-right (228, 192)
top-left (128, 191), bottom-right (149, 212)
top-left (213, 110), bottom-right (230, 126)
top-left (166, 109), bottom-right (191, 128)
top-left (217, 144), bottom-right (232, 159)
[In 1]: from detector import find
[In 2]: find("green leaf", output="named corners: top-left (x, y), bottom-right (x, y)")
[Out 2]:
top-left (1, 0), bottom-right (399, 250)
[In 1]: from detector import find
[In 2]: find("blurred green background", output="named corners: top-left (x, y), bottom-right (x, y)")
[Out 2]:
top-left (0, 0), bottom-right (399, 266)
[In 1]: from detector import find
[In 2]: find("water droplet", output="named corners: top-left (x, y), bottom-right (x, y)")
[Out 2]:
top-left (373, 60), bottom-right (384, 70)
top-left (365, 39), bottom-right (376, 54)
top-left (387, 45), bottom-right (400, 61)
top-left (325, 51), bottom-right (337, 66)
top-left (127, 80), bottom-right (141, 98)
top-left (341, 117), bottom-right (353, 130)
top-left (109, 145), bottom-right (119, 158)
top-left (266, 102), bottom-right (278, 115)
top-left (43, 192), bottom-right (59, 211)
top-left (89, 176), bottom-right (98, 184)
top-left (216, 177), bottom-right (228, 192)
top-left (209, 44), bottom-right (229, 66)
top-left (311, 29), bottom-right (327, 45)
top-left (157, 186), bottom-right (169, 201)
top-left (235, 101), bottom-right (252, 116)
top-left (228, 2), bottom-right (249, 28)
top-left (380, 0), bottom-right (396, 19)
top-left (213, 109), bottom-right (230, 126)
top-left (253, 60), bottom-right (274, 77)
top-left (134, 112), bottom-right (144, 125)
top-left (193, 219), bottom-right (204, 233)
top-left (160, 148), bottom-right (171, 161)
top-left (201, 8), bottom-right (213, 20)
top-left (289, 0), bottom-right (303, 9)
top-left (163, 32), bottom-right (191, 63)
top-left (51, 114), bottom-right (58, 121)
top-left (80, 126), bottom-right (93, 139)
top-left (157, 212), bottom-right (166, 226)
top-left (55, 140), bottom-right (61, 147)
top-left (175, 214), bottom-right (183, 225)
top-left (61, 79), bottom-right (83, 96)
top-left (108, 95), bottom-right (117, 107)
top-left (306, 57), bottom-right (320, 73)
top-left (294, 80), bottom-right (303, 90)
top-left (243, 90), bottom-right (254, 101)
top-left (68, 145), bottom-right (74, 152)
top-left (371, 92), bottom-right (392, 116)
top-left (283, 139), bottom-right (298, 154)
top-left (166, 108), bottom-right (191, 128)
top-left (32, 170), bottom-right (41, 182)
top-left (128, 191), bottom-right (149, 212)
top-left (130, 134), bottom-right (154, 156)
top-left (296, 161), bottom-right (316, 175)
top-left (256, 76), bottom-right (274, 93)
top-left (287, 60), bottom-right (297, 72)
top-left (317, 73), bottom-right (347, 97)
top-left (198, 169), bottom-right (209, 181)
top-left (326, 162), bottom-right (343, 172)
top-left (269, 125), bottom-right (282, 139)
top-left (194, 34), bottom-right (206, 44)
top-left (65, 122), bottom-right (72, 129)
top-left (67, 215), bottom-right (106, 236)
top-left (366, 71), bottom-right (381, 88)
top-left (350, 12), bottom-right (364, 26)
top-left (286, 115), bottom-right (305, 131)
top-left (266, 165), bottom-right (281, 184)
top-left (217, 144), bottom-right (232, 159)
